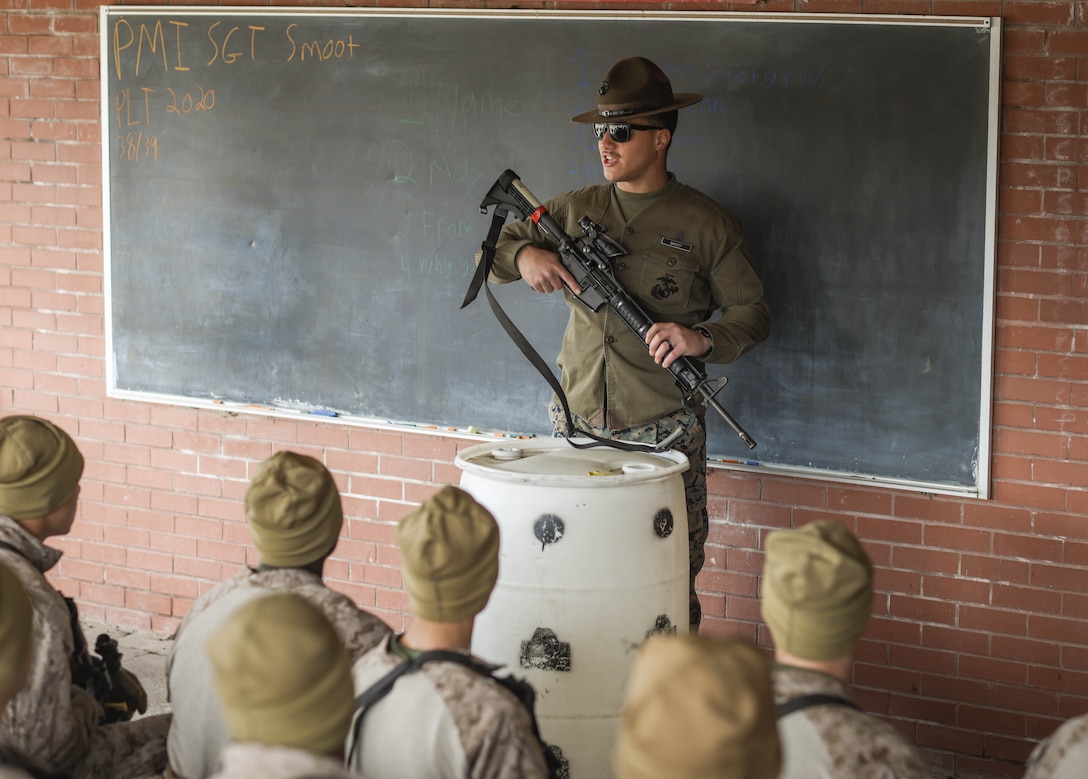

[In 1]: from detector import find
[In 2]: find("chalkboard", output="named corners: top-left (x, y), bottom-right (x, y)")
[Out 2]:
top-left (101, 8), bottom-right (1000, 497)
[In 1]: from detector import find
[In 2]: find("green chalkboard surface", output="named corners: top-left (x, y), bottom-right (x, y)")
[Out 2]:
top-left (101, 8), bottom-right (1000, 496)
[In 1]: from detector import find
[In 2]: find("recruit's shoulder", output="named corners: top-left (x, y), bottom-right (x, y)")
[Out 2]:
top-left (1025, 713), bottom-right (1088, 779)
top-left (773, 665), bottom-right (930, 779)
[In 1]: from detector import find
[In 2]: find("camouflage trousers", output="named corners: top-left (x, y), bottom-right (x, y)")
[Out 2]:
top-left (548, 400), bottom-right (708, 629)
top-left (76, 713), bottom-right (171, 779)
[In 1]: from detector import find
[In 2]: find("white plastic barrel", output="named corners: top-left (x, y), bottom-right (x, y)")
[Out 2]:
top-left (456, 439), bottom-right (689, 779)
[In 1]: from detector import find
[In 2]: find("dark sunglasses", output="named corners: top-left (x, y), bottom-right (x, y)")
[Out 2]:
top-left (592, 122), bottom-right (661, 143)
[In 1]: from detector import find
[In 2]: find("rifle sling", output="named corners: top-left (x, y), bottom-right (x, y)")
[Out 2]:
top-left (351, 649), bottom-right (557, 775)
top-left (0, 539), bottom-right (28, 561)
top-left (777, 693), bottom-right (862, 718)
top-left (464, 208), bottom-right (675, 454)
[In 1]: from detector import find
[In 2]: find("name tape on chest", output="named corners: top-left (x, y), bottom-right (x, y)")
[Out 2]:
top-left (660, 237), bottom-right (692, 252)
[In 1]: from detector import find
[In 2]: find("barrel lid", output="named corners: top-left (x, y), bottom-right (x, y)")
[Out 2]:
top-left (455, 439), bottom-right (689, 482)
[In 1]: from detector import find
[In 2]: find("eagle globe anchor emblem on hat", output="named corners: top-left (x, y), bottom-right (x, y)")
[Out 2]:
top-left (456, 439), bottom-right (690, 779)
top-left (569, 56), bottom-right (703, 123)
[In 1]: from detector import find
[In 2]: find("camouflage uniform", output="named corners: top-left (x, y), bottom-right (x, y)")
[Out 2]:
top-left (0, 517), bottom-right (169, 779)
top-left (347, 635), bottom-right (550, 779)
top-left (1024, 713), bottom-right (1088, 779)
top-left (208, 743), bottom-right (358, 779)
top-left (166, 567), bottom-right (391, 779)
top-left (495, 180), bottom-right (771, 630)
top-left (772, 664), bottom-right (930, 779)
top-left (0, 743), bottom-right (36, 779)
top-left (549, 399), bottom-right (707, 627)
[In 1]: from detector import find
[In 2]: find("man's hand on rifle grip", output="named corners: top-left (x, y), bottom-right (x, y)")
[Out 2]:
top-left (646, 323), bottom-right (711, 369)
top-left (514, 246), bottom-right (582, 296)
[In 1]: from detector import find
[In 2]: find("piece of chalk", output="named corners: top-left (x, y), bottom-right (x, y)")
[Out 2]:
top-left (310, 409), bottom-right (338, 417)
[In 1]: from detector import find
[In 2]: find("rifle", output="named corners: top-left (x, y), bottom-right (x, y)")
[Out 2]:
top-left (468, 169), bottom-right (756, 450)
top-left (63, 597), bottom-right (137, 724)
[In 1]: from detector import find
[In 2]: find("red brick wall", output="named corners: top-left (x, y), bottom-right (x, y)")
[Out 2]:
top-left (2, 1), bottom-right (1087, 776)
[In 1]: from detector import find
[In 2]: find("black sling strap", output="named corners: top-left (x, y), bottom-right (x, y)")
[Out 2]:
top-left (0, 540), bottom-right (27, 560)
top-left (462, 202), bottom-right (684, 455)
top-left (350, 649), bottom-right (562, 778)
top-left (777, 693), bottom-right (862, 718)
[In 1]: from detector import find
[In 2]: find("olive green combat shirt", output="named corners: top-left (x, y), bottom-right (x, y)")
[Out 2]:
top-left (491, 176), bottom-right (771, 429)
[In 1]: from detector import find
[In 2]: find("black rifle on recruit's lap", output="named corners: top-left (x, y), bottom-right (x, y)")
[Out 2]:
top-left (64, 597), bottom-right (140, 724)
top-left (463, 169), bottom-right (756, 451)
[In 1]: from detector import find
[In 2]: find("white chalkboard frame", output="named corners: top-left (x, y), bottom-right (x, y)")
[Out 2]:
top-left (100, 7), bottom-right (1000, 498)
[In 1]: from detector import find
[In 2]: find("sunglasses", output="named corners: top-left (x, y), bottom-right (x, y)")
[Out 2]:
top-left (592, 122), bottom-right (661, 143)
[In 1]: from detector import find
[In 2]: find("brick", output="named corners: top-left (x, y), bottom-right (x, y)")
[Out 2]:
top-left (994, 532), bottom-right (1063, 562)
top-left (726, 499), bottom-right (791, 528)
top-left (125, 548), bottom-right (173, 573)
top-left (378, 454), bottom-right (433, 481)
top-left (961, 554), bottom-right (1030, 585)
top-left (888, 693), bottom-right (957, 725)
top-left (349, 474), bottom-right (405, 501)
top-left (875, 567), bottom-right (922, 595)
top-left (1031, 661), bottom-right (1088, 691)
top-left (1049, 510), bottom-right (1088, 542)
top-left (991, 683), bottom-right (1060, 716)
top-left (1002, 134), bottom-right (1045, 161)
top-left (961, 605), bottom-right (1028, 635)
top-left (174, 555), bottom-right (224, 582)
top-left (889, 595), bottom-right (957, 626)
top-left (348, 427), bottom-right (403, 455)
top-left (980, 734), bottom-right (1037, 764)
top-left (125, 589), bottom-right (172, 616)
top-left (1032, 562), bottom-right (1088, 591)
top-left (993, 582), bottom-right (1061, 613)
top-left (1049, 29), bottom-right (1088, 54)
top-left (963, 502), bottom-right (1033, 533)
top-left (401, 431), bottom-right (460, 461)
top-left (866, 615), bottom-right (921, 646)
top-left (991, 481), bottom-right (1067, 511)
top-left (150, 574), bottom-right (201, 599)
top-left (1030, 614), bottom-right (1088, 644)
top-left (761, 478), bottom-right (826, 508)
top-left (992, 634), bottom-right (1063, 665)
top-left (892, 495), bottom-right (962, 524)
top-left (698, 568), bottom-right (758, 597)
top-left (924, 575), bottom-right (990, 605)
top-left (1057, 699), bottom-right (1088, 728)
top-left (892, 545), bottom-right (959, 575)
top-left (853, 662), bottom-right (920, 695)
top-left (924, 525), bottom-right (991, 553)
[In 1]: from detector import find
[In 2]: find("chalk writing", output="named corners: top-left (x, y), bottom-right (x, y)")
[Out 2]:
top-left (115, 87), bottom-right (154, 128)
top-left (704, 64), bottom-right (827, 89)
top-left (206, 22), bottom-right (266, 66)
top-left (433, 83), bottom-right (520, 129)
top-left (113, 18), bottom-right (191, 79)
top-left (166, 85), bottom-right (216, 115)
top-left (117, 131), bottom-right (158, 162)
top-left (284, 24), bottom-right (359, 62)
top-left (398, 252), bottom-right (474, 279)
top-left (418, 210), bottom-right (474, 243)
top-left (427, 155), bottom-right (484, 187)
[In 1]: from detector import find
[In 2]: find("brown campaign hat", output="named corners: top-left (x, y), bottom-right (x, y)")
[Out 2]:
top-left (571, 57), bottom-right (702, 124)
